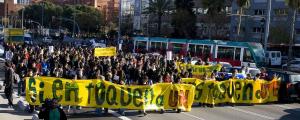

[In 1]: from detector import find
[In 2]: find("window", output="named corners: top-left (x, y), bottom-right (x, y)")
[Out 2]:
top-left (235, 48), bottom-right (241, 60)
top-left (172, 43), bottom-right (185, 54)
top-left (254, 9), bottom-right (266, 15)
top-left (277, 52), bottom-right (281, 57)
top-left (243, 48), bottom-right (254, 62)
top-left (253, 27), bottom-right (264, 33)
top-left (137, 41), bottom-right (147, 49)
top-left (271, 52), bottom-right (276, 58)
top-left (274, 9), bottom-right (288, 15)
top-left (296, 29), bottom-right (300, 34)
top-left (217, 46), bottom-right (235, 60)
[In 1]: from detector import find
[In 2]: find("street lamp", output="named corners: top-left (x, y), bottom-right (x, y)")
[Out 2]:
top-left (260, 18), bottom-right (265, 46)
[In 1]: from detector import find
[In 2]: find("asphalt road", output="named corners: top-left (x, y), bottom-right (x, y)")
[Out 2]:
top-left (0, 59), bottom-right (300, 120)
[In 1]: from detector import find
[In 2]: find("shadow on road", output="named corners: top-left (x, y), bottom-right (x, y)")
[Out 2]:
top-left (280, 108), bottom-right (300, 120)
top-left (67, 112), bottom-right (116, 119)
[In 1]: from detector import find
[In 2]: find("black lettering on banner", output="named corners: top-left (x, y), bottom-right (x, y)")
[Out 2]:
top-left (133, 88), bottom-right (143, 107)
top-left (227, 80), bottom-right (235, 98)
top-left (260, 83), bottom-right (268, 99)
top-left (235, 81), bottom-right (242, 100)
top-left (156, 95), bottom-right (164, 107)
top-left (195, 82), bottom-right (204, 100)
top-left (179, 90), bottom-right (189, 108)
top-left (255, 90), bottom-right (261, 99)
top-left (52, 79), bottom-right (63, 102)
top-left (39, 82), bottom-right (45, 103)
top-left (144, 88), bottom-right (154, 105)
top-left (86, 83), bottom-right (94, 104)
top-left (242, 83), bottom-right (253, 100)
top-left (28, 77), bottom-right (37, 103)
top-left (218, 82), bottom-right (226, 100)
top-left (106, 85), bottom-right (118, 105)
top-left (168, 90), bottom-right (178, 107)
top-left (95, 82), bottom-right (106, 105)
top-left (65, 82), bottom-right (79, 102)
top-left (120, 87), bottom-right (132, 106)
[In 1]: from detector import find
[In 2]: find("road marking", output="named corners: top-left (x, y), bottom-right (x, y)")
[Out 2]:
top-left (182, 112), bottom-right (206, 120)
top-left (108, 110), bottom-right (132, 120)
top-left (274, 104), bottom-right (300, 112)
top-left (228, 107), bottom-right (275, 120)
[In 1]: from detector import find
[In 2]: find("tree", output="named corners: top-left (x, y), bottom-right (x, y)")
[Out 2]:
top-left (235, 0), bottom-right (250, 41)
top-left (172, 0), bottom-right (197, 38)
top-left (202, 0), bottom-right (227, 39)
top-left (286, 0), bottom-right (300, 63)
top-left (146, 0), bottom-right (172, 36)
top-left (269, 24), bottom-right (289, 45)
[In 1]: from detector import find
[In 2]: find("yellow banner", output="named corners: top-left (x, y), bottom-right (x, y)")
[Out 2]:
top-left (6, 28), bottom-right (24, 36)
top-left (181, 78), bottom-right (280, 104)
top-left (94, 47), bottom-right (116, 57)
top-left (176, 62), bottom-right (222, 78)
top-left (26, 77), bottom-right (195, 111)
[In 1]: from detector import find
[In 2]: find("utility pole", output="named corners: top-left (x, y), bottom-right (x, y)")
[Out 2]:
top-left (118, 0), bottom-right (122, 43)
top-left (22, 7), bottom-right (24, 29)
top-left (73, 0), bottom-right (76, 37)
top-left (264, 0), bottom-right (272, 52)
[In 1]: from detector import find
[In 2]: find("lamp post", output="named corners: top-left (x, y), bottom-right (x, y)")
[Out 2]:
top-left (260, 18), bottom-right (265, 47)
top-left (21, 7), bottom-right (24, 29)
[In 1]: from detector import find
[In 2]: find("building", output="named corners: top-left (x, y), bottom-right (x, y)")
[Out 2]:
top-left (230, 0), bottom-right (300, 45)
top-left (17, 0), bottom-right (31, 4)
top-left (135, 0), bottom-right (231, 39)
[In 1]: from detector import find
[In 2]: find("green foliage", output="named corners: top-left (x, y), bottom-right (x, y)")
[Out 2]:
top-left (236, 0), bottom-right (250, 8)
top-left (19, 1), bottom-right (103, 34)
top-left (145, 0), bottom-right (172, 36)
top-left (269, 24), bottom-right (289, 44)
top-left (172, 0), bottom-right (197, 38)
top-left (285, 0), bottom-right (300, 9)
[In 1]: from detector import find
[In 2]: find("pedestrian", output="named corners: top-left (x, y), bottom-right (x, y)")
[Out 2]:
top-left (38, 98), bottom-right (67, 120)
top-left (4, 61), bottom-right (14, 108)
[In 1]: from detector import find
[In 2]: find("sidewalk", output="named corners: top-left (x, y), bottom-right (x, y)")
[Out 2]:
top-left (0, 81), bottom-right (33, 120)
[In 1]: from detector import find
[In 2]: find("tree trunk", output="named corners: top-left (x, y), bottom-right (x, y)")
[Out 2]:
top-left (237, 8), bottom-right (243, 41)
top-left (288, 9), bottom-right (296, 67)
top-left (158, 14), bottom-right (162, 36)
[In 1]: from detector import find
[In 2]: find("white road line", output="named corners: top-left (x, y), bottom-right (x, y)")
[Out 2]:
top-left (108, 110), bottom-right (132, 120)
top-left (228, 107), bottom-right (275, 120)
top-left (182, 112), bottom-right (206, 120)
top-left (274, 105), bottom-right (300, 112)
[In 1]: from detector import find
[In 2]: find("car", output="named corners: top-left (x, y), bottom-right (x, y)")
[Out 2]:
top-left (282, 60), bottom-right (300, 73)
top-left (246, 67), bottom-right (261, 77)
top-left (267, 70), bottom-right (300, 103)
top-left (43, 37), bottom-right (52, 43)
top-left (0, 44), bottom-right (4, 57)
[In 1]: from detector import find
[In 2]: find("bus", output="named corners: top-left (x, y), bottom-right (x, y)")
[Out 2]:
top-left (4, 28), bottom-right (24, 44)
top-left (133, 37), bottom-right (265, 67)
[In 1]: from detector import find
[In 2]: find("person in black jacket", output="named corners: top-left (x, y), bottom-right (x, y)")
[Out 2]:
top-left (38, 98), bottom-right (67, 120)
top-left (4, 61), bottom-right (14, 108)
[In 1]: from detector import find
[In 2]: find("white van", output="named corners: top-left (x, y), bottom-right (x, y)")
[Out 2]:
top-left (265, 51), bottom-right (281, 66)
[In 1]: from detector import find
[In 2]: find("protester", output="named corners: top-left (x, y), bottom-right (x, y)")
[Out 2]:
top-left (38, 98), bottom-right (67, 120)
top-left (4, 61), bottom-right (14, 108)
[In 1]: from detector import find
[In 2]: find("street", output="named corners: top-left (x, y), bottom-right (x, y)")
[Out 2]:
top-left (0, 60), bottom-right (300, 120)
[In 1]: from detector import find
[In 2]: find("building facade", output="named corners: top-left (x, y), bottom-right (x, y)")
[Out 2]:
top-left (230, 0), bottom-right (300, 45)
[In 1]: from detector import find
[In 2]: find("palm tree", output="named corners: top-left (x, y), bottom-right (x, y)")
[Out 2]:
top-left (202, 0), bottom-right (226, 39)
top-left (146, 0), bottom-right (172, 36)
top-left (235, 0), bottom-right (250, 41)
top-left (286, 0), bottom-right (300, 64)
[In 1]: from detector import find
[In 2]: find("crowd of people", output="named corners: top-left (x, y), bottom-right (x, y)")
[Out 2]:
top-left (2, 42), bottom-right (272, 117)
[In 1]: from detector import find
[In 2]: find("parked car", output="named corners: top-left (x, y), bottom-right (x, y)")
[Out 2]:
top-left (246, 67), bottom-right (261, 77)
top-left (0, 44), bottom-right (4, 57)
top-left (43, 37), bottom-right (52, 43)
top-left (282, 60), bottom-right (300, 73)
top-left (267, 70), bottom-right (300, 103)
